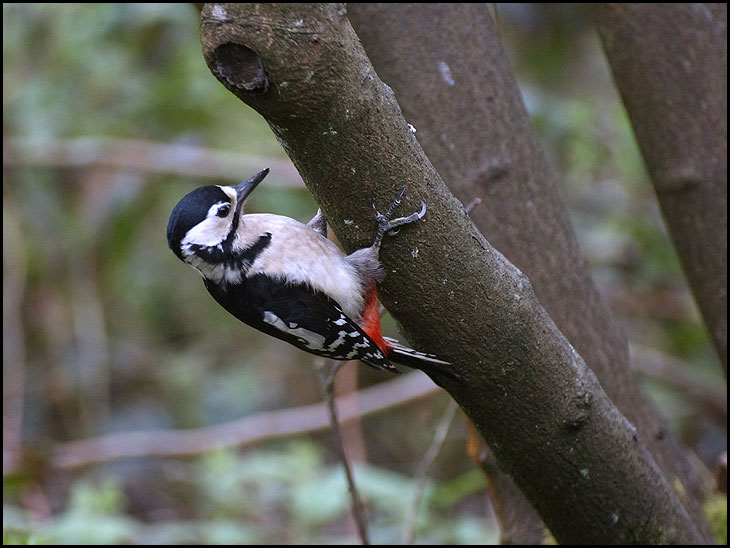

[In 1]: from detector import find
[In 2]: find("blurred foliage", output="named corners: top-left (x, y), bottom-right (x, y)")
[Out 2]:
top-left (3, 3), bottom-right (724, 545)
top-left (3, 442), bottom-right (495, 545)
top-left (3, 3), bottom-right (279, 153)
top-left (704, 493), bottom-right (727, 545)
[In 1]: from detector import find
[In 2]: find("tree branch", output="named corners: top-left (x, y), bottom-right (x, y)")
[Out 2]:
top-left (198, 4), bottom-right (706, 543)
top-left (595, 3), bottom-right (727, 372)
top-left (346, 3), bottom-right (713, 540)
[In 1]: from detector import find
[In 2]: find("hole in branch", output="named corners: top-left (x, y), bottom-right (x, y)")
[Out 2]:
top-left (211, 43), bottom-right (268, 93)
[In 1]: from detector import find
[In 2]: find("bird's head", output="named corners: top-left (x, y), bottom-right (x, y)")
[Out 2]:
top-left (166, 168), bottom-right (269, 268)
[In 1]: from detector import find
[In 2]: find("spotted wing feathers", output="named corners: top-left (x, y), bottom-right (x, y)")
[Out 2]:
top-left (204, 274), bottom-right (399, 373)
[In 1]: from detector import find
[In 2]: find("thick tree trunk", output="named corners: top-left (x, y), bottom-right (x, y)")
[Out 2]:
top-left (199, 3), bottom-right (707, 544)
top-left (347, 3), bottom-right (713, 542)
top-left (595, 3), bottom-right (727, 372)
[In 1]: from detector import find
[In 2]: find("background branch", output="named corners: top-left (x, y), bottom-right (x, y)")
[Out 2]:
top-left (595, 3), bottom-right (727, 372)
top-left (3, 136), bottom-right (303, 186)
top-left (50, 372), bottom-right (441, 470)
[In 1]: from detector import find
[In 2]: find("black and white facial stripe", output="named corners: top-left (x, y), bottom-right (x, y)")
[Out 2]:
top-left (167, 185), bottom-right (235, 262)
top-left (167, 171), bottom-right (276, 286)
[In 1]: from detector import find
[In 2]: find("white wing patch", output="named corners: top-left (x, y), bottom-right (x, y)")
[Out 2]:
top-left (261, 309), bottom-right (387, 366)
top-left (262, 311), bottom-right (326, 351)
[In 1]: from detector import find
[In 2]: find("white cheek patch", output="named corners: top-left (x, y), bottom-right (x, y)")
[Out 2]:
top-left (182, 209), bottom-right (232, 247)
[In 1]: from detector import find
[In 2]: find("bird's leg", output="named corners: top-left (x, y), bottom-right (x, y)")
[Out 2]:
top-left (371, 187), bottom-right (427, 249)
top-left (307, 208), bottom-right (328, 237)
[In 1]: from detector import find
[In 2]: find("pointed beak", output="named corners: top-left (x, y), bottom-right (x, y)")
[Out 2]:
top-left (234, 168), bottom-right (269, 202)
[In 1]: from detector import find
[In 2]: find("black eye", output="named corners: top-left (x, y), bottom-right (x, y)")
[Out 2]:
top-left (217, 203), bottom-right (231, 217)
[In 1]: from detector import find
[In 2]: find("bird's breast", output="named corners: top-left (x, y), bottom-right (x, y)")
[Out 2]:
top-left (236, 214), bottom-right (366, 319)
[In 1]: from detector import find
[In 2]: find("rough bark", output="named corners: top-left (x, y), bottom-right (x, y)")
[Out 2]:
top-left (347, 3), bottom-right (713, 542)
top-left (199, 3), bottom-right (706, 544)
top-left (595, 3), bottom-right (727, 372)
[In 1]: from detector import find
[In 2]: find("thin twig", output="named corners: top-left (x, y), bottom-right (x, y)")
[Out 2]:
top-left (314, 359), bottom-right (370, 545)
top-left (630, 344), bottom-right (726, 418)
top-left (401, 399), bottom-right (459, 544)
top-left (2, 193), bottom-right (28, 475)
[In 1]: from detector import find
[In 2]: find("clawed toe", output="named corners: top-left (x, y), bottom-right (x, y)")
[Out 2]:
top-left (371, 188), bottom-right (426, 248)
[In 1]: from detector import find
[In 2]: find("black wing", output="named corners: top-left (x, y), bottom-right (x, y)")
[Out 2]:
top-left (204, 274), bottom-right (399, 373)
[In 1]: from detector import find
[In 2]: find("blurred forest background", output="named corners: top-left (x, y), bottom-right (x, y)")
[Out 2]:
top-left (3, 3), bottom-right (725, 544)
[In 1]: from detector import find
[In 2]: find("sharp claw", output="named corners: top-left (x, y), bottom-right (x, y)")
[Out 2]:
top-left (371, 187), bottom-right (426, 248)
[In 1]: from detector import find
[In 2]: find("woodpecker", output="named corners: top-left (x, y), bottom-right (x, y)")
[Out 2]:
top-left (167, 169), bottom-right (459, 381)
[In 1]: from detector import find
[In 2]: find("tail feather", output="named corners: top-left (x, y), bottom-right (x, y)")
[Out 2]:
top-left (382, 337), bottom-right (462, 382)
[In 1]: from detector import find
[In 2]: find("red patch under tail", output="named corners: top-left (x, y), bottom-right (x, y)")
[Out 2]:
top-left (360, 287), bottom-right (391, 355)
